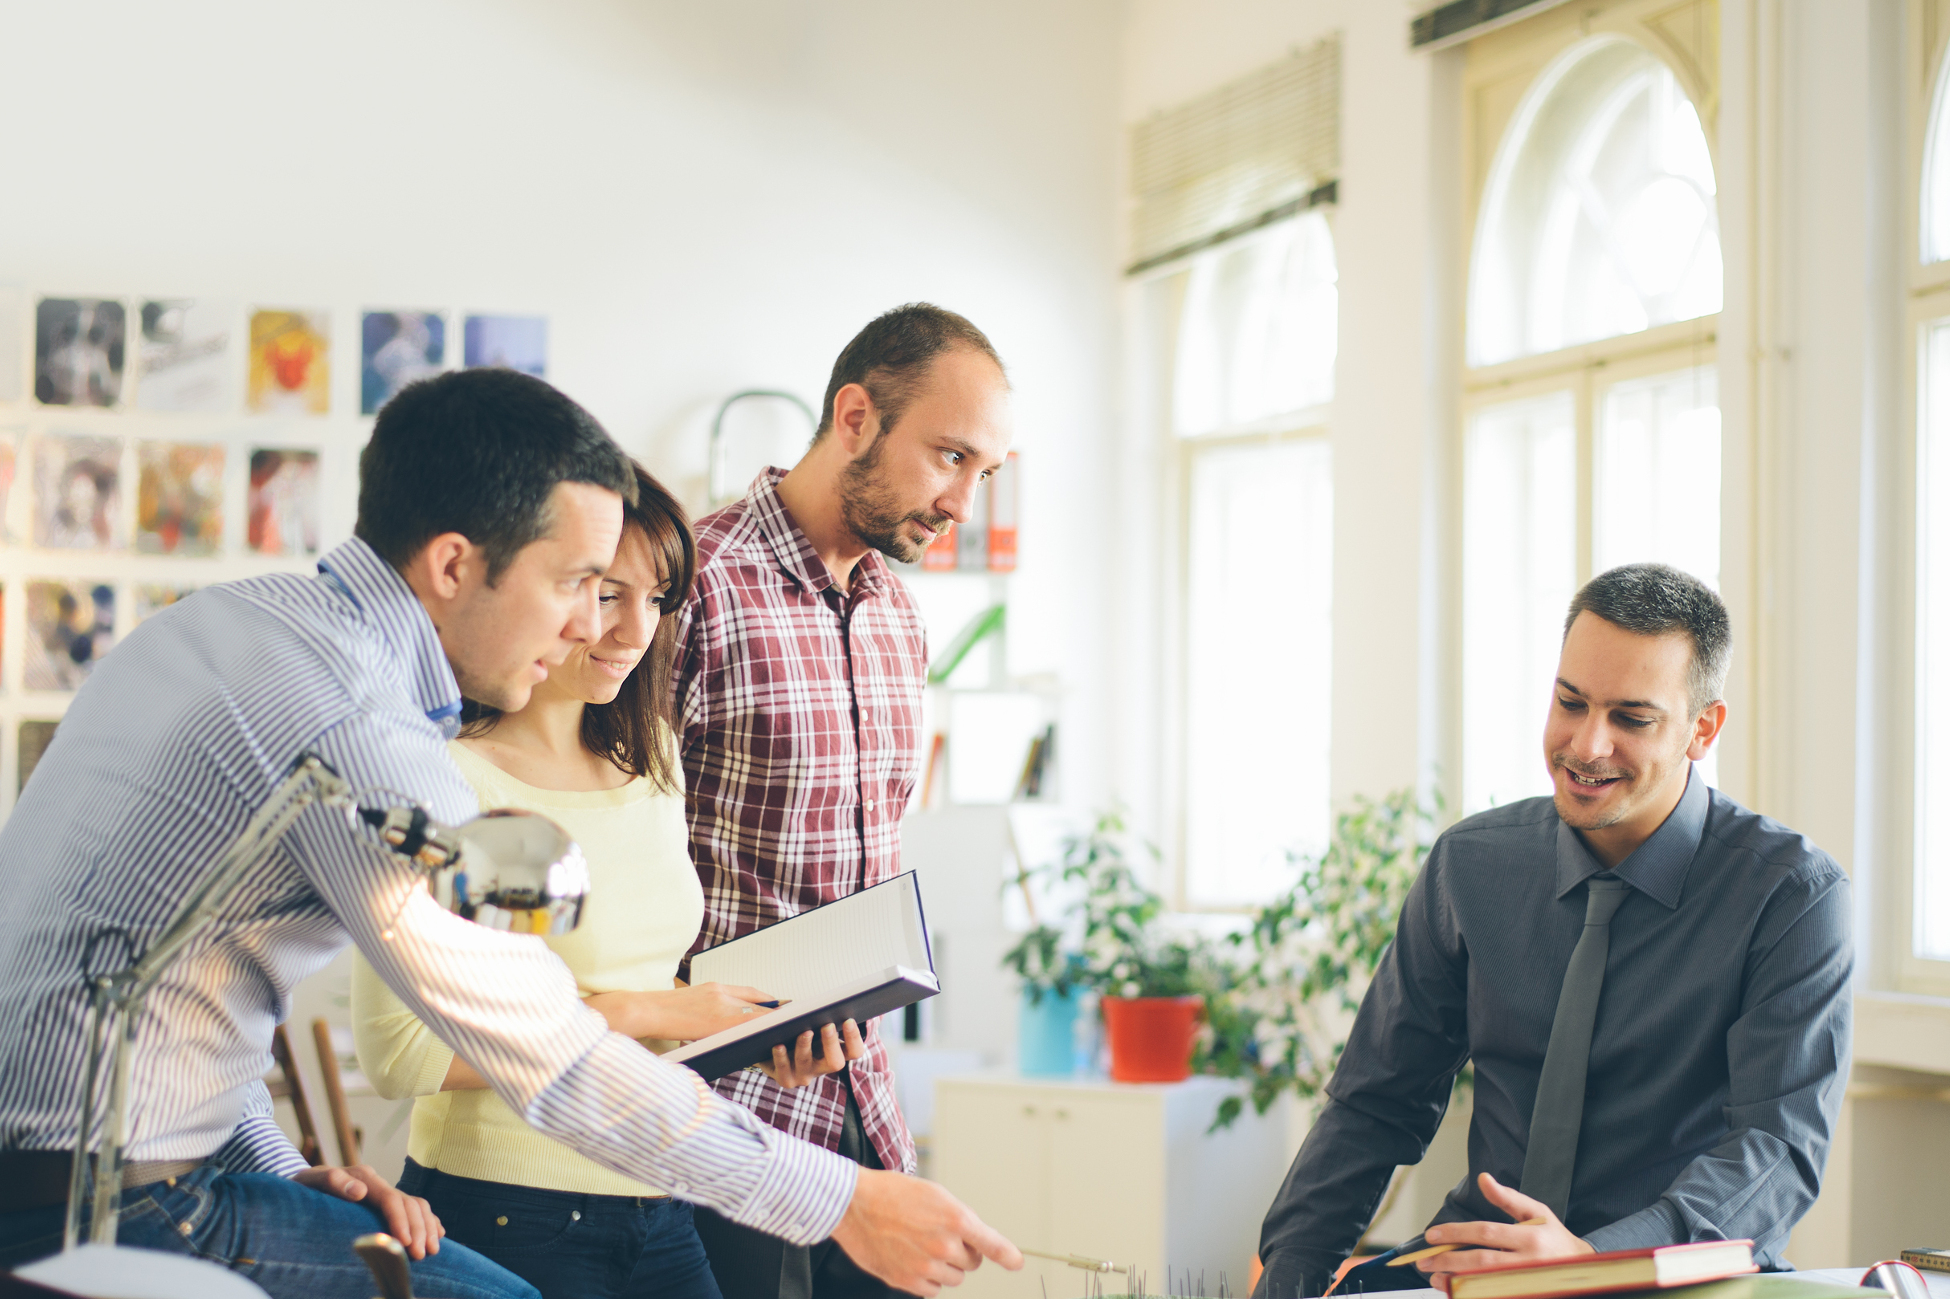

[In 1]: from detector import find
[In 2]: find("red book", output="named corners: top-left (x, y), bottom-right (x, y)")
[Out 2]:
top-left (920, 732), bottom-right (947, 808)
top-left (1448, 1240), bottom-right (1756, 1299)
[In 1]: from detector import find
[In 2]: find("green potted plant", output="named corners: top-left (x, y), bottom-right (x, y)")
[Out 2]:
top-left (1004, 810), bottom-right (1227, 1082)
top-left (1203, 788), bottom-right (1438, 1128)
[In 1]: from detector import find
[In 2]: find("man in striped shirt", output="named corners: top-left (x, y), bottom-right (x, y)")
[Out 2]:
top-left (0, 369), bottom-right (1017, 1299)
top-left (675, 305), bottom-right (1014, 1299)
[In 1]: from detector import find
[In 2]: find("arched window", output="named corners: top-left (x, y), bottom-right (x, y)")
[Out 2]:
top-left (1470, 37), bottom-right (1722, 366)
top-left (1460, 30), bottom-right (1721, 814)
top-left (1174, 212), bottom-right (1338, 435)
top-left (1149, 209), bottom-right (1337, 906)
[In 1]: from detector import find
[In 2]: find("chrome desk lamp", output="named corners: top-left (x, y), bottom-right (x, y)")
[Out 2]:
top-left (63, 750), bottom-right (589, 1249)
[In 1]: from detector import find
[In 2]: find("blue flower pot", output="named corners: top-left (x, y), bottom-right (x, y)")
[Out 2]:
top-left (1018, 985), bottom-right (1081, 1077)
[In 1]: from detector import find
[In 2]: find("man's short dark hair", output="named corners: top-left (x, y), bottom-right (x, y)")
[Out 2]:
top-left (816, 303), bottom-right (1005, 440)
top-left (1564, 563), bottom-right (1731, 714)
top-left (356, 369), bottom-right (636, 582)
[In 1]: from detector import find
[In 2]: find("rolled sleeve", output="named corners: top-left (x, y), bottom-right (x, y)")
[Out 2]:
top-left (295, 710), bottom-right (858, 1241)
top-left (350, 951), bottom-right (456, 1100)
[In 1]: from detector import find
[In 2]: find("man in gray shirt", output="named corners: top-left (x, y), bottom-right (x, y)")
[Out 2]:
top-left (1254, 564), bottom-right (1851, 1297)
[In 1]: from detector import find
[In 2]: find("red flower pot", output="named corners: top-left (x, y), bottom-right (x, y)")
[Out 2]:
top-left (1101, 994), bottom-right (1204, 1082)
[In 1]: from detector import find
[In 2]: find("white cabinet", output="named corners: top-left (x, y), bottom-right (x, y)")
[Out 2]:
top-left (933, 1075), bottom-right (1292, 1299)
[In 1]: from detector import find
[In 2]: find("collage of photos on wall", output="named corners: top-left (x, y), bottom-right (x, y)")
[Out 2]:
top-left (0, 287), bottom-right (548, 813)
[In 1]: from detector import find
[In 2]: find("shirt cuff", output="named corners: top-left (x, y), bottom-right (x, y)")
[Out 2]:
top-left (216, 1113), bottom-right (313, 1178)
top-left (1252, 1250), bottom-right (1335, 1299)
top-left (726, 1126), bottom-right (861, 1245)
top-left (1582, 1199), bottom-right (1688, 1254)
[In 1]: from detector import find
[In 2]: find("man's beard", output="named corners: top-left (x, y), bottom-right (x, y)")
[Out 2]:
top-left (838, 433), bottom-right (951, 564)
top-left (1550, 754), bottom-right (1641, 830)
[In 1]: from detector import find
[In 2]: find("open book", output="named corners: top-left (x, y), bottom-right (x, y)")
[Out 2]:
top-left (666, 872), bottom-right (937, 1081)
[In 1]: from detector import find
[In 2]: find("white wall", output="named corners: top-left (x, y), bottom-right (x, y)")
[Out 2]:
top-left (0, 0), bottom-right (1124, 812)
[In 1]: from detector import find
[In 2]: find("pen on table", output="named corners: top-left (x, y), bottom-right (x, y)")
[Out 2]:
top-left (1019, 1248), bottom-right (1125, 1274)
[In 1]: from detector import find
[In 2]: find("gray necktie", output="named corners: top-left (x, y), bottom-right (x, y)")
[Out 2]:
top-left (1519, 876), bottom-right (1633, 1219)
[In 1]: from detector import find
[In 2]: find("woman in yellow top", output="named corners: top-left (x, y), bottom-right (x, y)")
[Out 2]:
top-left (351, 464), bottom-right (864, 1299)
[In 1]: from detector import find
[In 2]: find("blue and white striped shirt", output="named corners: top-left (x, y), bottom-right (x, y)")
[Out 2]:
top-left (0, 538), bottom-right (857, 1244)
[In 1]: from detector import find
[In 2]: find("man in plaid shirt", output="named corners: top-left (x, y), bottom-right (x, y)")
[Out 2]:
top-left (673, 304), bottom-right (1014, 1299)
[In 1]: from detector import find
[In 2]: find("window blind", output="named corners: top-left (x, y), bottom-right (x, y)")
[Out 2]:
top-left (1410, 0), bottom-right (1572, 51)
top-left (1127, 38), bottom-right (1340, 276)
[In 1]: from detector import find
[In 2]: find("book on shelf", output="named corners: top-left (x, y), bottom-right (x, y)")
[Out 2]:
top-left (667, 872), bottom-right (937, 1081)
top-left (1448, 1241), bottom-right (1757, 1299)
top-left (1012, 722), bottom-right (1054, 801)
top-left (921, 731), bottom-right (947, 809)
top-left (922, 520), bottom-right (957, 570)
top-left (926, 603), bottom-right (1005, 685)
top-left (987, 451), bottom-right (1018, 572)
top-left (957, 466), bottom-right (990, 571)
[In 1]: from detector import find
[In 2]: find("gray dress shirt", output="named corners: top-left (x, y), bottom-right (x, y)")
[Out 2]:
top-left (1255, 770), bottom-right (1851, 1297)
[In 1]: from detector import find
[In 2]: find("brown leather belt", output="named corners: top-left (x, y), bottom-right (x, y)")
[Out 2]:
top-left (0, 1152), bottom-right (203, 1215)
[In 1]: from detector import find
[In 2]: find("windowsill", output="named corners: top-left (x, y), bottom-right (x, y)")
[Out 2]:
top-left (1853, 990), bottom-right (1950, 1074)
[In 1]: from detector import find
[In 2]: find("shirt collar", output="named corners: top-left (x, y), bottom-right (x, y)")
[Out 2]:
top-left (315, 537), bottom-right (464, 735)
top-left (1552, 765), bottom-right (1710, 910)
top-left (746, 467), bottom-right (889, 601)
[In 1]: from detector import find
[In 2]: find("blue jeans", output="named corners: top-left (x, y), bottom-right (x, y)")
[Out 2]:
top-left (398, 1160), bottom-right (722, 1299)
top-left (0, 1165), bottom-right (537, 1299)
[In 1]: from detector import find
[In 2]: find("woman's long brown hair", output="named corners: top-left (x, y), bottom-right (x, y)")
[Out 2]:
top-left (459, 461), bottom-right (697, 793)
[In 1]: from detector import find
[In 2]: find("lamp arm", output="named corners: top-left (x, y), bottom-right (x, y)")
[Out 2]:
top-left (128, 756), bottom-right (356, 988)
top-left (708, 389), bottom-right (816, 506)
top-left (66, 752), bottom-right (356, 1250)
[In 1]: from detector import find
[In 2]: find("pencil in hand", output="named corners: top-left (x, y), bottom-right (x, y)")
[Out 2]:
top-left (1386, 1218), bottom-right (1548, 1267)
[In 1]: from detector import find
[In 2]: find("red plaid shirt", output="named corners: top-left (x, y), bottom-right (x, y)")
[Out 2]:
top-left (672, 468), bottom-right (925, 1174)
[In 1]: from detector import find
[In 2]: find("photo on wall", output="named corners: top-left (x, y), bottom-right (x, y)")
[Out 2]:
top-left (26, 579), bottom-right (114, 692)
top-left (361, 311), bottom-right (445, 415)
top-left (134, 584), bottom-right (196, 626)
top-left (248, 447), bottom-right (320, 557)
top-left (0, 432), bottom-right (19, 543)
top-left (19, 720), bottom-right (59, 794)
top-left (463, 314), bottom-right (545, 378)
top-left (136, 441), bottom-right (223, 555)
top-left (136, 299), bottom-right (234, 413)
top-left (0, 286), bottom-right (24, 404)
top-left (35, 298), bottom-right (126, 408)
top-left (247, 309), bottom-right (330, 415)
top-left (35, 435), bottom-right (122, 550)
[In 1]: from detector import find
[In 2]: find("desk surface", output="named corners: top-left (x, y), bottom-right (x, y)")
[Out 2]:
top-left (1799, 1266), bottom-right (1943, 1292)
top-left (1367, 1267), bottom-right (1914, 1299)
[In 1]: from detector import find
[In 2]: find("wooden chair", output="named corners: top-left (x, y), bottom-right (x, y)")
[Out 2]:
top-left (312, 1017), bottom-right (363, 1166)
top-left (266, 1023), bottom-right (324, 1166)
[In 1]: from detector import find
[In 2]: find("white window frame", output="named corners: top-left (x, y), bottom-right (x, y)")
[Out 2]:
top-left (1452, 0), bottom-right (1724, 815)
top-left (1131, 214), bottom-right (1337, 913)
top-left (1895, 0), bottom-right (1950, 996)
